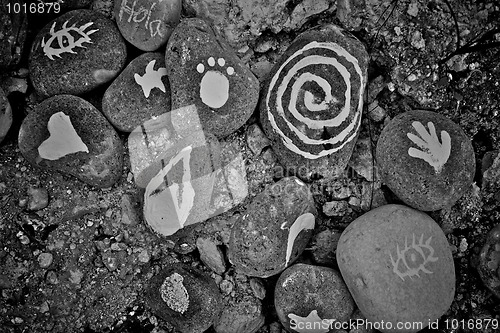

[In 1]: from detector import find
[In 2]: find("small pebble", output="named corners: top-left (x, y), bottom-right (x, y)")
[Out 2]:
top-left (323, 201), bottom-right (349, 217)
top-left (46, 271), bottom-right (59, 284)
top-left (27, 187), bottom-right (49, 211)
top-left (249, 278), bottom-right (266, 300)
top-left (246, 124), bottom-right (271, 156)
top-left (38, 252), bottom-right (53, 268)
top-left (138, 249), bottom-right (151, 263)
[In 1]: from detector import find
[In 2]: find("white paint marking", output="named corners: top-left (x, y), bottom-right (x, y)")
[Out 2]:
top-left (218, 58), bottom-right (225, 66)
top-left (42, 21), bottom-right (99, 61)
top-left (288, 310), bottom-right (335, 333)
top-left (38, 112), bottom-right (89, 160)
top-left (285, 213), bottom-right (315, 266)
top-left (197, 57), bottom-right (234, 109)
top-left (134, 60), bottom-right (168, 98)
top-left (208, 57), bottom-right (215, 66)
top-left (407, 121), bottom-right (451, 173)
top-left (196, 63), bottom-right (204, 73)
top-left (227, 67), bottom-right (234, 75)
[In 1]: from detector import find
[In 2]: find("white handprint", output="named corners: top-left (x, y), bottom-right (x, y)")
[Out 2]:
top-left (406, 121), bottom-right (451, 174)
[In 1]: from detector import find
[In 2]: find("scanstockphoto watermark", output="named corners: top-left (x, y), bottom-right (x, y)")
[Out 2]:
top-left (289, 318), bottom-right (426, 332)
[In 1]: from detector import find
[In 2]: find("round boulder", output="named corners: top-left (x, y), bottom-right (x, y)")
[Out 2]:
top-left (336, 204), bottom-right (455, 333)
top-left (376, 110), bottom-right (475, 211)
top-left (275, 263), bottom-right (354, 333)
top-left (229, 177), bottom-right (317, 278)
top-left (18, 95), bottom-right (123, 188)
top-left (29, 9), bottom-right (127, 97)
top-left (145, 263), bottom-right (222, 333)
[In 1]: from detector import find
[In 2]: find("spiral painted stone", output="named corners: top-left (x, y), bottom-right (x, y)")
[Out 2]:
top-left (260, 24), bottom-right (368, 181)
top-left (337, 204), bottom-right (455, 333)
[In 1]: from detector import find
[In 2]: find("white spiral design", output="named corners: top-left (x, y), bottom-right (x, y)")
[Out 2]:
top-left (266, 41), bottom-right (365, 159)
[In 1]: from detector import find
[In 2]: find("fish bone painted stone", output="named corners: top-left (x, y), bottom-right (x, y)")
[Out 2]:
top-left (18, 95), bottom-right (123, 188)
top-left (336, 204), bottom-right (455, 333)
top-left (164, 18), bottom-right (260, 138)
top-left (114, 0), bottom-right (181, 51)
top-left (145, 263), bottom-right (222, 333)
top-left (228, 177), bottom-right (317, 278)
top-left (0, 87), bottom-right (12, 144)
top-left (102, 52), bottom-right (171, 132)
top-left (29, 9), bottom-right (127, 97)
top-left (260, 24), bottom-right (368, 181)
top-left (129, 105), bottom-right (248, 236)
top-left (376, 110), bottom-right (475, 211)
top-left (275, 264), bottom-right (354, 333)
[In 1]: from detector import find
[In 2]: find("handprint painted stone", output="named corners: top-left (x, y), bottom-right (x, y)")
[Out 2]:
top-left (164, 18), bottom-right (259, 138)
top-left (337, 204), bottom-right (455, 333)
top-left (102, 52), bottom-right (171, 132)
top-left (18, 95), bottom-right (124, 188)
top-left (275, 264), bottom-right (354, 333)
top-left (228, 177), bottom-right (317, 278)
top-left (29, 9), bottom-right (127, 97)
top-left (376, 110), bottom-right (475, 211)
top-left (260, 24), bottom-right (368, 181)
top-left (145, 263), bottom-right (222, 333)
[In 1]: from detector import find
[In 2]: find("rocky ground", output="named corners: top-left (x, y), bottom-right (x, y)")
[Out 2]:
top-left (1, 0), bottom-right (500, 332)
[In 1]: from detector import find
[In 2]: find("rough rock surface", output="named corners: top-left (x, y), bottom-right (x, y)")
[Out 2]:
top-left (29, 9), bottom-right (127, 97)
top-left (260, 24), bottom-right (368, 181)
top-left (337, 204), bottom-right (455, 333)
top-left (0, 87), bottom-right (12, 144)
top-left (477, 224), bottom-right (500, 299)
top-left (0, 0), bottom-right (27, 71)
top-left (376, 110), bottom-right (475, 211)
top-left (18, 95), bottom-right (123, 188)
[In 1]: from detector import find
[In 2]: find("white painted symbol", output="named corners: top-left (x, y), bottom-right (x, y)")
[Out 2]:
top-left (134, 60), bottom-right (168, 98)
top-left (283, 213), bottom-right (315, 266)
top-left (288, 310), bottom-right (335, 333)
top-left (196, 57), bottom-right (234, 109)
top-left (266, 41), bottom-right (365, 159)
top-left (41, 21), bottom-right (99, 60)
top-left (389, 233), bottom-right (438, 281)
top-left (160, 272), bottom-right (189, 314)
top-left (144, 146), bottom-right (195, 234)
top-left (38, 112), bottom-right (89, 160)
top-left (407, 121), bottom-right (451, 174)
top-left (119, 0), bottom-right (164, 37)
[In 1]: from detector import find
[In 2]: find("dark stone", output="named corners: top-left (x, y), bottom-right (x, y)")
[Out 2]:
top-left (0, 0), bottom-right (27, 71)
top-left (164, 18), bottom-right (260, 138)
top-left (18, 95), bottom-right (123, 188)
top-left (102, 52), bottom-right (171, 132)
top-left (376, 110), bottom-right (475, 211)
top-left (260, 24), bottom-right (368, 181)
top-left (0, 87), bottom-right (12, 144)
top-left (145, 263), bottom-right (222, 333)
top-left (477, 224), bottom-right (500, 299)
top-left (29, 9), bottom-right (127, 97)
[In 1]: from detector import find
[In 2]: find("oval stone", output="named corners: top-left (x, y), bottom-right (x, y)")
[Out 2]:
top-left (114, 0), bottom-right (181, 51)
top-left (102, 52), bottom-right (171, 132)
top-left (376, 110), bottom-right (475, 211)
top-left (164, 18), bottom-right (260, 138)
top-left (260, 24), bottom-right (368, 181)
top-left (228, 177), bottom-right (317, 278)
top-left (18, 95), bottom-right (123, 188)
top-left (145, 263), bottom-right (222, 333)
top-left (275, 264), bottom-right (354, 333)
top-left (336, 204), bottom-right (455, 333)
top-left (29, 9), bottom-right (127, 97)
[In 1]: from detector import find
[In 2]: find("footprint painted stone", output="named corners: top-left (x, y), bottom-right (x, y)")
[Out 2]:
top-left (228, 177), bottom-right (317, 278)
top-left (128, 105), bottom-right (248, 236)
top-left (164, 18), bottom-right (259, 138)
top-left (275, 264), bottom-right (354, 333)
top-left (0, 87), bottom-right (12, 145)
top-left (145, 263), bottom-right (222, 333)
top-left (260, 24), bottom-right (368, 181)
top-left (376, 110), bottom-right (475, 211)
top-left (114, 0), bottom-right (181, 51)
top-left (102, 52), bottom-right (171, 132)
top-left (29, 9), bottom-right (127, 97)
top-left (337, 204), bottom-right (455, 333)
top-left (477, 224), bottom-right (500, 299)
top-left (18, 95), bottom-right (123, 188)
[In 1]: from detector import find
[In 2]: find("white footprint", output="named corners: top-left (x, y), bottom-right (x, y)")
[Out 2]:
top-left (196, 57), bottom-right (234, 109)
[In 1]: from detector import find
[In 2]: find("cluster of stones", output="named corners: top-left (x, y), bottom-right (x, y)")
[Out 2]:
top-left (7, 2), bottom-right (481, 333)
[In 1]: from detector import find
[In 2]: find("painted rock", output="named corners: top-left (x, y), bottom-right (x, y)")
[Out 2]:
top-left (228, 177), bottom-right (317, 278)
top-left (260, 24), bottom-right (368, 181)
top-left (18, 95), bottom-right (123, 188)
top-left (0, 0), bottom-right (27, 71)
top-left (376, 110), bottom-right (475, 211)
top-left (145, 263), bottom-right (222, 333)
top-left (102, 52), bottom-right (171, 132)
top-left (114, 0), bottom-right (181, 51)
top-left (477, 224), bottom-right (500, 299)
top-left (164, 18), bottom-right (260, 138)
top-left (129, 105), bottom-right (248, 236)
top-left (0, 87), bottom-right (12, 145)
top-left (29, 9), bottom-right (127, 97)
top-left (336, 204), bottom-right (455, 333)
top-left (275, 264), bottom-right (354, 333)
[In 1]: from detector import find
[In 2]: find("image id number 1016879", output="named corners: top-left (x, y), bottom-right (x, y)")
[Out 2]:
top-left (6, 1), bottom-right (61, 14)
top-left (444, 318), bottom-right (498, 330)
